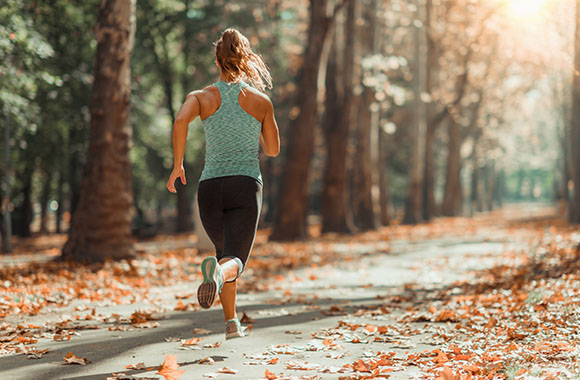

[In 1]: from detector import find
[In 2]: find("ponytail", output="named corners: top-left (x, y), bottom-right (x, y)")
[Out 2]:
top-left (214, 28), bottom-right (272, 91)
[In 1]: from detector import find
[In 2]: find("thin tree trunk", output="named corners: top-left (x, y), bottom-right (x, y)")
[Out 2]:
top-left (62, 0), bottom-right (137, 263)
top-left (13, 163), bottom-right (34, 237)
top-left (352, 88), bottom-right (377, 230)
top-left (570, 0), bottom-right (580, 223)
top-left (270, 0), bottom-right (337, 241)
top-left (2, 118), bottom-right (12, 252)
top-left (68, 127), bottom-right (82, 226)
top-left (422, 124), bottom-right (436, 220)
top-left (321, 0), bottom-right (355, 234)
top-left (403, 2), bottom-right (427, 224)
top-left (352, 0), bottom-right (379, 231)
top-left (56, 163), bottom-right (64, 233)
top-left (379, 128), bottom-right (392, 225)
top-left (39, 170), bottom-right (53, 234)
top-left (485, 161), bottom-right (496, 211)
top-left (442, 119), bottom-right (462, 216)
top-left (422, 0), bottom-right (437, 221)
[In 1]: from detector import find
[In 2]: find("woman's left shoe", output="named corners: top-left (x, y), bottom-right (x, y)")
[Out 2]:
top-left (225, 318), bottom-right (249, 340)
top-left (197, 257), bottom-right (224, 309)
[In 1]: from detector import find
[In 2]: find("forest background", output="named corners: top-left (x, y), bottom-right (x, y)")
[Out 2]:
top-left (1, 0), bottom-right (578, 260)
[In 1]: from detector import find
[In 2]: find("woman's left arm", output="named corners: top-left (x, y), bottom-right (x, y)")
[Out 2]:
top-left (166, 91), bottom-right (201, 193)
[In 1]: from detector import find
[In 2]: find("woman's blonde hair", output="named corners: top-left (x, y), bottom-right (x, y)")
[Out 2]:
top-left (214, 28), bottom-right (272, 91)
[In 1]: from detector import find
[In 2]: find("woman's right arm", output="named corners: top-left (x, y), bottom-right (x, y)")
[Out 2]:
top-left (166, 91), bottom-right (201, 193)
top-left (260, 96), bottom-right (280, 157)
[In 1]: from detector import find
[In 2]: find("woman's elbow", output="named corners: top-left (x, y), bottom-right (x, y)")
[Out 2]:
top-left (265, 147), bottom-right (280, 157)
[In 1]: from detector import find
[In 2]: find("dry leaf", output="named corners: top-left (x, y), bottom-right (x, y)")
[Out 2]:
top-left (218, 367), bottom-right (238, 374)
top-left (199, 357), bottom-right (215, 365)
top-left (63, 351), bottom-right (90, 365)
top-left (125, 362), bottom-right (147, 370)
top-left (157, 354), bottom-right (185, 380)
top-left (240, 312), bottom-right (255, 323)
top-left (436, 366), bottom-right (460, 380)
top-left (182, 337), bottom-right (203, 346)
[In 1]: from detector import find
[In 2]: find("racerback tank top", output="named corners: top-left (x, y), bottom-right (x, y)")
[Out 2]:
top-left (199, 80), bottom-right (263, 185)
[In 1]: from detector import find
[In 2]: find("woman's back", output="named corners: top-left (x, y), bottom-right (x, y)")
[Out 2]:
top-left (198, 80), bottom-right (264, 185)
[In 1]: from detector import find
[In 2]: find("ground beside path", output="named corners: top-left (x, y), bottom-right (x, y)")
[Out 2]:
top-left (1, 205), bottom-right (579, 380)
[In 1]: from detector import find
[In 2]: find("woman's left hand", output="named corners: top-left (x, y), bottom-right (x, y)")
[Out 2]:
top-left (166, 166), bottom-right (187, 193)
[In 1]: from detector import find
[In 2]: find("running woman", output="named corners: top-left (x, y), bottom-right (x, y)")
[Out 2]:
top-left (166, 28), bottom-right (280, 340)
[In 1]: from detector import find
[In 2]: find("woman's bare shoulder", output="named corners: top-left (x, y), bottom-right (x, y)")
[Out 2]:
top-left (185, 85), bottom-right (219, 103)
top-left (242, 86), bottom-right (272, 106)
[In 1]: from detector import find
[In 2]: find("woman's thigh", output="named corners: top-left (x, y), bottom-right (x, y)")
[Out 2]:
top-left (220, 176), bottom-right (262, 266)
top-left (197, 178), bottom-right (225, 254)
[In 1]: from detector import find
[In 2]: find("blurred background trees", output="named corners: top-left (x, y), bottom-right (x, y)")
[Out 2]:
top-left (0, 0), bottom-right (577, 257)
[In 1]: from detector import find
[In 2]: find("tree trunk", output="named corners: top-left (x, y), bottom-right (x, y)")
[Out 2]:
top-left (352, 0), bottom-right (379, 231)
top-left (352, 88), bottom-right (377, 230)
top-left (56, 163), bottom-right (64, 233)
top-left (441, 119), bottom-right (462, 216)
top-left (321, 4), bottom-right (356, 234)
top-left (39, 170), bottom-right (53, 234)
top-left (422, 0), bottom-right (438, 221)
top-left (13, 163), bottom-right (34, 237)
top-left (485, 161), bottom-right (496, 211)
top-left (2, 119), bottom-right (13, 252)
top-left (68, 127), bottom-right (82, 226)
top-left (422, 123), bottom-right (437, 220)
top-left (570, 0), bottom-right (580, 223)
top-left (62, 0), bottom-right (136, 263)
top-left (379, 128), bottom-right (392, 225)
top-left (270, 0), bottom-right (336, 241)
top-left (403, 3), bottom-right (427, 225)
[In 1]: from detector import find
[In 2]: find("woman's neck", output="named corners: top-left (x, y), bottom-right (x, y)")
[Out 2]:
top-left (219, 72), bottom-right (231, 82)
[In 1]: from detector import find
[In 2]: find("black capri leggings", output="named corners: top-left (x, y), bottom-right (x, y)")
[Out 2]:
top-left (197, 175), bottom-right (263, 281)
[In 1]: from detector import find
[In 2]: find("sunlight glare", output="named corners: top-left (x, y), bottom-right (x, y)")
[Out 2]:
top-left (506, 0), bottom-right (548, 19)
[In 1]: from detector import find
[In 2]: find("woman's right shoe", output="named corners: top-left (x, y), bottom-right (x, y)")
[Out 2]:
top-left (225, 318), bottom-right (248, 340)
top-left (197, 257), bottom-right (224, 309)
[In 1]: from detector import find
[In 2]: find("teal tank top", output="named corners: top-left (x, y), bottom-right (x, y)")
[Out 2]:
top-left (199, 80), bottom-right (263, 185)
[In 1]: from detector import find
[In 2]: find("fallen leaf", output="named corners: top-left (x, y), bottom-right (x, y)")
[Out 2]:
top-left (157, 354), bottom-right (184, 380)
top-left (218, 367), bottom-right (238, 374)
top-left (125, 362), bottom-right (147, 370)
top-left (63, 351), bottom-right (90, 365)
top-left (182, 337), bottom-right (203, 346)
top-left (199, 357), bottom-right (215, 365)
top-left (240, 312), bottom-right (255, 323)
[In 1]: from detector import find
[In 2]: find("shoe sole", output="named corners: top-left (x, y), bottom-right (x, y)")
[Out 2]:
top-left (198, 257), bottom-right (219, 309)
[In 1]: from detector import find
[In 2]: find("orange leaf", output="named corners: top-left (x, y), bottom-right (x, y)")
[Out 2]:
top-left (63, 351), bottom-right (90, 365)
top-left (240, 312), bottom-right (255, 323)
top-left (265, 369), bottom-right (278, 379)
top-left (182, 337), bottom-right (203, 346)
top-left (157, 354), bottom-right (185, 380)
top-left (218, 367), bottom-right (238, 374)
top-left (436, 366), bottom-right (461, 380)
top-left (268, 358), bottom-right (279, 364)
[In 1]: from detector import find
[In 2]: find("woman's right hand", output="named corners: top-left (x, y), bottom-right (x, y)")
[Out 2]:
top-left (166, 166), bottom-right (187, 193)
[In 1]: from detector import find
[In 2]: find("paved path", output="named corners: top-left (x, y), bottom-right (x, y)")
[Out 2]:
top-left (0, 212), bottom-right (537, 380)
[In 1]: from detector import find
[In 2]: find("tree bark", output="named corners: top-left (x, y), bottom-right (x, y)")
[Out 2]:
top-left (569, 0), bottom-right (580, 224)
top-left (352, 0), bottom-right (379, 231)
top-left (441, 119), bottom-right (462, 216)
top-left (39, 170), bottom-right (53, 234)
top-left (379, 128), bottom-right (392, 225)
top-left (56, 163), bottom-right (64, 234)
top-left (403, 3), bottom-right (427, 225)
top-left (13, 163), bottom-right (34, 237)
top-left (422, 0), bottom-right (437, 221)
top-left (270, 0), bottom-right (337, 241)
top-left (62, 0), bottom-right (137, 263)
top-left (321, 3), bottom-right (356, 234)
